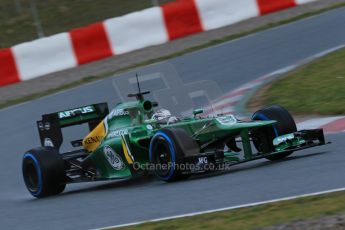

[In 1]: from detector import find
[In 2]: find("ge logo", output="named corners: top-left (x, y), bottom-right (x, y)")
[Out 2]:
top-left (103, 145), bottom-right (124, 170)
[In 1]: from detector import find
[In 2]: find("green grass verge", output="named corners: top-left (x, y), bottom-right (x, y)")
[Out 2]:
top-left (113, 191), bottom-right (345, 230)
top-left (248, 48), bottom-right (345, 115)
top-left (1, 2), bottom-right (345, 110)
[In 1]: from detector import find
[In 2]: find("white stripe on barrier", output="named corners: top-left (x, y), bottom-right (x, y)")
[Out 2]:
top-left (295, 0), bottom-right (317, 5)
top-left (13, 33), bottom-right (77, 81)
top-left (195, 0), bottom-right (259, 31)
top-left (104, 7), bottom-right (168, 55)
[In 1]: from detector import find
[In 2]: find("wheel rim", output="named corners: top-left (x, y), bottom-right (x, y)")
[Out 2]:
top-left (153, 141), bottom-right (172, 177)
top-left (23, 160), bottom-right (39, 192)
top-left (23, 154), bottom-right (42, 196)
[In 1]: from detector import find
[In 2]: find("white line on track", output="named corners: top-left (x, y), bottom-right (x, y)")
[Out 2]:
top-left (97, 187), bottom-right (345, 229)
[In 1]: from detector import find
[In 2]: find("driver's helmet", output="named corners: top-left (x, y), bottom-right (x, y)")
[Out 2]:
top-left (152, 109), bottom-right (178, 124)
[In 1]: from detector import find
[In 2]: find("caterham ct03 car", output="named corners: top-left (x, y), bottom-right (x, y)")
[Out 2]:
top-left (22, 79), bottom-right (326, 198)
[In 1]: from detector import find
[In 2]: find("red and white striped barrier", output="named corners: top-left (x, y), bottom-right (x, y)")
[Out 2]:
top-left (0, 0), bottom-right (317, 86)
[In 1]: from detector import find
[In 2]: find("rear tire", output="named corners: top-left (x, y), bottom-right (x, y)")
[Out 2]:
top-left (149, 128), bottom-right (199, 182)
top-left (22, 147), bottom-right (66, 198)
top-left (252, 105), bottom-right (297, 161)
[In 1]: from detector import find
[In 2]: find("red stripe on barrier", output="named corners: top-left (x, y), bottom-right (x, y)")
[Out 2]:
top-left (0, 48), bottom-right (20, 86)
top-left (162, 0), bottom-right (203, 40)
top-left (321, 117), bottom-right (345, 133)
top-left (70, 22), bottom-right (112, 65)
top-left (257, 0), bottom-right (296, 15)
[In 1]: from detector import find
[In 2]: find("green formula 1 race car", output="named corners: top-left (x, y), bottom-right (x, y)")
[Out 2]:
top-left (22, 81), bottom-right (327, 198)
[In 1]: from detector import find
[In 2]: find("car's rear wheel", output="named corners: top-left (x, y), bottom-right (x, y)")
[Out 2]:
top-left (252, 105), bottom-right (297, 161)
top-left (22, 147), bottom-right (66, 198)
top-left (149, 128), bottom-right (199, 182)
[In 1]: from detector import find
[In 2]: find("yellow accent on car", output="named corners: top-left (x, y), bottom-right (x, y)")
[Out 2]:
top-left (82, 121), bottom-right (106, 152)
top-left (121, 136), bottom-right (134, 164)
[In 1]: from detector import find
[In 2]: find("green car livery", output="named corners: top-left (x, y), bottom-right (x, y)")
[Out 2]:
top-left (22, 83), bottom-right (327, 198)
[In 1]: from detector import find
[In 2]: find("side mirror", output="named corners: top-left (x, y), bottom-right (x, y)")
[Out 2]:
top-left (193, 109), bottom-right (203, 117)
top-left (152, 101), bottom-right (159, 107)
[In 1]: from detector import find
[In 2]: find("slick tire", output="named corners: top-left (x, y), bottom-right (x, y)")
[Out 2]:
top-left (22, 147), bottom-right (66, 198)
top-left (252, 105), bottom-right (297, 161)
top-left (149, 128), bottom-right (199, 182)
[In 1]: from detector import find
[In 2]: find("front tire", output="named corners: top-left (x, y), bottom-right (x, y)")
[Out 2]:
top-left (149, 128), bottom-right (199, 182)
top-left (22, 147), bottom-right (66, 198)
top-left (252, 105), bottom-right (297, 161)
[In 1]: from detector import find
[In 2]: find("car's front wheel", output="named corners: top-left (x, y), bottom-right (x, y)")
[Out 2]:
top-left (252, 105), bottom-right (297, 161)
top-left (149, 128), bottom-right (199, 182)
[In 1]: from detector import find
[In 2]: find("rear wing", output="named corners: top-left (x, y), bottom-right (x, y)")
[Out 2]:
top-left (37, 103), bottom-right (109, 151)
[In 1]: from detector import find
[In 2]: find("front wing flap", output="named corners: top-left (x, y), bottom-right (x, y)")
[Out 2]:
top-left (273, 129), bottom-right (326, 152)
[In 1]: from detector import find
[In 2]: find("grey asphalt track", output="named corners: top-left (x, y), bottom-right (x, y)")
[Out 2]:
top-left (1, 7), bottom-right (345, 230)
